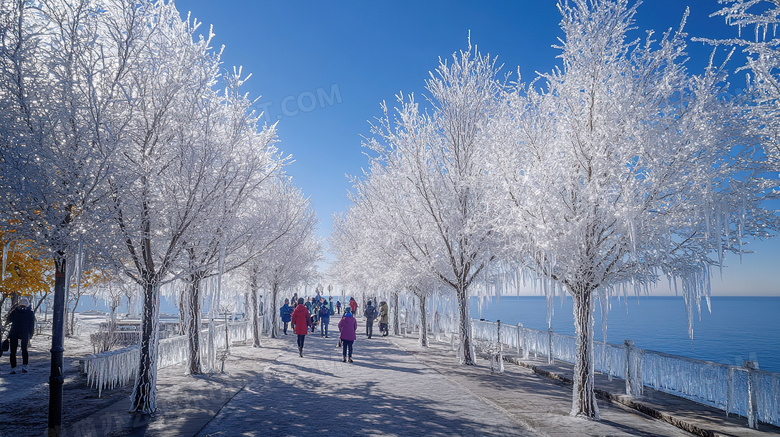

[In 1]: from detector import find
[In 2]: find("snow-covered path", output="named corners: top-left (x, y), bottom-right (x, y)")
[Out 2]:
top-left (54, 315), bottom-right (714, 436)
top-left (197, 325), bottom-right (534, 436)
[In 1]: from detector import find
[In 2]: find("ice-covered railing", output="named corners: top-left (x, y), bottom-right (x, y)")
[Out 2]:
top-left (471, 319), bottom-right (780, 428)
top-left (80, 321), bottom-right (249, 396)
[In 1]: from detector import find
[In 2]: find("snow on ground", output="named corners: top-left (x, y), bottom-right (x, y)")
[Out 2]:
top-left (0, 311), bottom-right (133, 436)
top-left (197, 331), bottom-right (533, 436)
top-left (0, 313), bottom-right (706, 436)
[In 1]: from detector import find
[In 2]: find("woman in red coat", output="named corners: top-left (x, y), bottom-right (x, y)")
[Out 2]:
top-left (349, 297), bottom-right (357, 315)
top-left (290, 298), bottom-right (311, 357)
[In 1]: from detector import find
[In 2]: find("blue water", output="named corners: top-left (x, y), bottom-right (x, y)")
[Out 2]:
top-left (470, 296), bottom-right (780, 373)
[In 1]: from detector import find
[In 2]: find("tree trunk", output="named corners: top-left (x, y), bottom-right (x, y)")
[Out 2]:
top-left (130, 275), bottom-right (161, 414)
top-left (251, 277), bottom-right (261, 347)
top-left (270, 282), bottom-right (279, 338)
top-left (183, 274), bottom-right (203, 375)
top-left (391, 292), bottom-right (400, 336)
top-left (178, 291), bottom-right (186, 335)
top-left (33, 290), bottom-right (49, 314)
top-left (69, 295), bottom-right (81, 337)
top-left (418, 293), bottom-right (428, 347)
top-left (456, 283), bottom-right (475, 365)
top-left (571, 286), bottom-right (599, 419)
top-left (48, 254), bottom-right (67, 436)
top-left (0, 294), bottom-right (6, 337)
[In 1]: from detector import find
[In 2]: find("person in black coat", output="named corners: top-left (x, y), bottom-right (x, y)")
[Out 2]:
top-left (5, 298), bottom-right (35, 374)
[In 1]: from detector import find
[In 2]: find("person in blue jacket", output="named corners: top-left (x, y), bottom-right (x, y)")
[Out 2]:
top-left (280, 298), bottom-right (293, 335)
top-left (5, 298), bottom-right (35, 374)
top-left (318, 298), bottom-right (331, 337)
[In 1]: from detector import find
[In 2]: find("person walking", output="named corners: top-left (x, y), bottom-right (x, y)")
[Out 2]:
top-left (280, 299), bottom-right (293, 335)
top-left (349, 297), bottom-right (357, 316)
top-left (364, 301), bottom-right (377, 339)
top-left (310, 299), bottom-right (319, 333)
top-left (5, 298), bottom-right (35, 374)
top-left (318, 298), bottom-right (330, 337)
top-left (338, 309), bottom-right (357, 363)
top-left (290, 298), bottom-right (311, 357)
top-left (335, 300), bottom-right (341, 314)
top-left (304, 297), bottom-right (313, 313)
top-left (328, 297), bottom-right (335, 315)
top-left (378, 301), bottom-right (389, 337)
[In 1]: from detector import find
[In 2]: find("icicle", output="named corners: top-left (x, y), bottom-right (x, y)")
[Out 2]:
top-left (704, 194), bottom-right (711, 248)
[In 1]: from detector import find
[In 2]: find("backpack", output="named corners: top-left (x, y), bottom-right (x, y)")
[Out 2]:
top-left (319, 306), bottom-right (329, 317)
top-left (365, 306), bottom-right (377, 319)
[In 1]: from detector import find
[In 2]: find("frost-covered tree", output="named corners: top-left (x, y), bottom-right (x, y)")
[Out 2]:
top-left (0, 0), bottom-right (144, 430)
top-left (103, 2), bottom-right (283, 412)
top-left (359, 46), bottom-right (506, 364)
top-left (171, 71), bottom-right (282, 375)
top-left (331, 195), bottom-right (435, 347)
top-left (708, 0), bottom-right (780, 167)
top-left (495, 0), bottom-right (778, 418)
top-left (251, 184), bottom-right (320, 341)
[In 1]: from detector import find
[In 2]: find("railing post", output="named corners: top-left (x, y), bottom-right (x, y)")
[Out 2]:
top-left (624, 340), bottom-right (642, 397)
top-left (547, 327), bottom-right (554, 364)
top-left (744, 360), bottom-right (760, 429)
top-left (517, 323), bottom-right (523, 358)
top-left (495, 320), bottom-right (504, 373)
top-left (727, 366), bottom-right (735, 417)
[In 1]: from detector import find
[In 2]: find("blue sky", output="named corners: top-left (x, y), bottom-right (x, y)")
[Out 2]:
top-left (175, 0), bottom-right (779, 296)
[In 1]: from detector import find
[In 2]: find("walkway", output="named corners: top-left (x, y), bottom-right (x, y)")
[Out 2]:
top-left (60, 315), bottom-right (780, 436)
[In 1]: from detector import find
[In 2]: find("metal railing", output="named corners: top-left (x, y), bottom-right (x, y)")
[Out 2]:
top-left (471, 318), bottom-right (780, 428)
top-left (80, 321), bottom-right (249, 396)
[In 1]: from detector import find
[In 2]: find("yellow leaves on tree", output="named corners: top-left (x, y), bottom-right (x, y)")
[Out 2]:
top-left (0, 230), bottom-right (53, 298)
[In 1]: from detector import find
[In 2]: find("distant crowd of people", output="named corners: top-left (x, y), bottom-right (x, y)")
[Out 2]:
top-left (278, 295), bottom-right (390, 362)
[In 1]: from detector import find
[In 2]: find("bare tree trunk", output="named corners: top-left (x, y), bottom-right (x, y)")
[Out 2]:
top-left (251, 276), bottom-right (261, 347)
top-left (183, 273), bottom-right (203, 375)
top-left (270, 282), bottom-right (279, 338)
top-left (33, 290), bottom-right (49, 314)
top-left (418, 292), bottom-right (428, 347)
top-left (130, 275), bottom-right (161, 414)
top-left (178, 290), bottom-right (186, 335)
top-left (391, 292), bottom-right (400, 336)
top-left (69, 295), bottom-right (82, 337)
top-left (0, 294), bottom-right (6, 338)
top-left (456, 282), bottom-right (475, 365)
top-left (571, 286), bottom-right (599, 419)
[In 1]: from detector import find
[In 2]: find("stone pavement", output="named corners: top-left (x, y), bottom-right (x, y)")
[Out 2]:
top-left (61, 315), bottom-right (780, 436)
top-left (62, 342), bottom-right (284, 437)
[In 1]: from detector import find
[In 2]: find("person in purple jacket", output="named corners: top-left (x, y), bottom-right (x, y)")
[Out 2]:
top-left (338, 309), bottom-right (358, 363)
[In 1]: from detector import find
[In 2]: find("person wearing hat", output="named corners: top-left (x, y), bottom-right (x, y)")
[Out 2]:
top-left (318, 298), bottom-right (330, 338)
top-left (338, 308), bottom-right (357, 363)
top-left (5, 297), bottom-right (36, 374)
top-left (280, 298), bottom-right (293, 335)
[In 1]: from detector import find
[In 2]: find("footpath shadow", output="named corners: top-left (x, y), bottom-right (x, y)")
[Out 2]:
top-left (198, 330), bottom-right (527, 436)
top-left (201, 366), bottom-right (522, 437)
